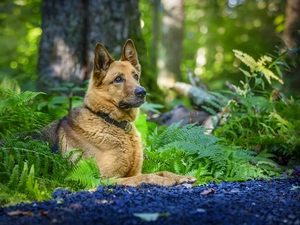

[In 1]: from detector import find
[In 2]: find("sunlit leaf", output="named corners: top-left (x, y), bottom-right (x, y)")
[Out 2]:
top-left (133, 213), bottom-right (169, 221)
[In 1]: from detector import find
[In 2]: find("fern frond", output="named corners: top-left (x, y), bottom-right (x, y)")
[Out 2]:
top-left (259, 67), bottom-right (283, 84)
top-left (26, 165), bottom-right (50, 201)
top-left (17, 162), bottom-right (28, 192)
top-left (201, 105), bottom-right (218, 116)
top-left (233, 49), bottom-right (257, 71)
top-left (0, 136), bottom-right (73, 197)
top-left (233, 50), bottom-right (284, 85)
top-left (3, 162), bottom-right (50, 202)
top-left (65, 157), bottom-right (107, 189)
top-left (0, 88), bottom-right (44, 110)
top-left (145, 121), bottom-right (285, 182)
top-left (0, 88), bottom-right (50, 136)
top-left (7, 165), bottom-right (19, 190)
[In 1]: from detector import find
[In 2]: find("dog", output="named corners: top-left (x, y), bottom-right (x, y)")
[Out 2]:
top-left (44, 39), bottom-right (196, 186)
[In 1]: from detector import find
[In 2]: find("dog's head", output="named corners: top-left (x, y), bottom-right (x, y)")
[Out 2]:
top-left (84, 40), bottom-right (146, 121)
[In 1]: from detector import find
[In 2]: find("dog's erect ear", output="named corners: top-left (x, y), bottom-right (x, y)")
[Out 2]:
top-left (121, 39), bottom-right (141, 71)
top-left (93, 43), bottom-right (114, 79)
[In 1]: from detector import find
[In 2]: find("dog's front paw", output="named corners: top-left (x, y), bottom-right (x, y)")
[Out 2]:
top-left (118, 178), bottom-right (141, 187)
top-left (117, 174), bottom-right (198, 187)
top-left (176, 175), bottom-right (197, 185)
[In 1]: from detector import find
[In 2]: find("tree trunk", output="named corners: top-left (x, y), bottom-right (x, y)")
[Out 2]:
top-left (150, 0), bottom-right (160, 70)
top-left (282, 0), bottom-right (300, 50)
top-left (38, 0), bottom-right (86, 90)
top-left (158, 0), bottom-right (184, 87)
top-left (37, 0), bottom-right (161, 102)
top-left (85, 0), bottom-right (144, 73)
top-left (281, 0), bottom-right (300, 94)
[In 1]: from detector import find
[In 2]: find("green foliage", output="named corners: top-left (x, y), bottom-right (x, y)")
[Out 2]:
top-left (140, 0), bottom-right (287, 91)
top-left (0, 88), bottom-right (104, 206)
top-left (0, 0), bottom-right (41, 91)
top-left (37, 82), bottom-right (86, 120)
top-left (232, 49), bottom-right (283, 93)
top-left (66, 157), bottom-right (114, 189)
top-left (140, 101), bottom-right (164, 114)
top-left (0, 88), bottom-right (50, 136)
top-left (214, 50), bottom-right (300, 163)
top-left (0, 136), bottom-right (70, 180)
top-left (0, 135), bottom-right (72, 205)
top-left (0, 134), bottom-right (106, 205)
top-left (0, 47), bottom-right (297, 205)
top-left (0, 88), bottom-right (56, 205)
top-left (134, 112), bottom-right (157, 145)
top-left (200, 90), bottom-right (230, 128)
top-left (142, 122), bottom-right (282, 184)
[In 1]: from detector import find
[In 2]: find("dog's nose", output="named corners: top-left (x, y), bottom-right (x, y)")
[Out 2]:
top-left (134, 87), bottom-right (147, 98)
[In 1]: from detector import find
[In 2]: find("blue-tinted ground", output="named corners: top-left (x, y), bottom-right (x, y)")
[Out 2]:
top-left (0, 177), bottom-right (299, 225)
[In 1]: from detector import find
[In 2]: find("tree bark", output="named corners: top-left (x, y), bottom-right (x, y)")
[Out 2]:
top-left (282, 0), bottom-right (300, 50)
top-left (85, 0), bottom-right (143, 73)
top-left (38, 0), bottom-right (86, 90)
top-left (158, 0), bottom-right (184, 87)
top-left (150, 0), bottom-right (160, 70)
top-left (281, 0), bottom-right (300, 93)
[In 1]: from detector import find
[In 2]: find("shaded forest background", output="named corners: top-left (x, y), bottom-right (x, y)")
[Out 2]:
top-left (0, 0), bottom-right (299, 107)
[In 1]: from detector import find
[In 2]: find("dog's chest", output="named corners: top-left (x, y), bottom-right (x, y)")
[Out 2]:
top-left (76, 121), bottom-right (143, 177)
top-left (59, 108), bottom-right (143, 177)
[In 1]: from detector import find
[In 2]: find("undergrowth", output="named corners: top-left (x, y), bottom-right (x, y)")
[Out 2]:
top-left (140, 48), bottom-right (299, 183)
top-left (0, 88), bottom-right (112, 206)
top-left (140, 119), bottom-right (283, 184)
top-left (214, 49), bottom-right (300, 164)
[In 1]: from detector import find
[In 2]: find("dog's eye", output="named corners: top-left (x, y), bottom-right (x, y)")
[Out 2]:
top-left (133, 74), bottom-right (139, 81)
top-left (114, 76), bottom-right (124, 83)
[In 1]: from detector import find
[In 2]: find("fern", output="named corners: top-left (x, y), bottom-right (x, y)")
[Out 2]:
top-left (214, 49), bottom-right (300, 164)
top-left (233, 50), bottom-right (283, 85)
top-left (66, 157), bottom-right (114, 189)
top-left (0, 87), bottom-right (116, 205)
top-left (26, 165), bottom-right (49, 201)
top-left (66, 157), bottom-right (101, 189)
top-left (0, 136), bottom-right (71, 182)
top-left (0, 88), bottom-right (50, 136)
top-left (0, 134), bottom-right (113, 205)
top-left (0, 187), bottom-right (29, 206)
top-left (143, 122), bottom-right (283, 183)
top-left (2, 163), bottom-right (50, 203)
top-left (0, 137), bottom-right (75, 205)
top-left (215, 92), bottom-right (300, 158)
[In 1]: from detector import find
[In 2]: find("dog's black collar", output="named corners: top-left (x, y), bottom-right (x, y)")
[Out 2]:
top-left (85, 105), bottom-right (132, 133)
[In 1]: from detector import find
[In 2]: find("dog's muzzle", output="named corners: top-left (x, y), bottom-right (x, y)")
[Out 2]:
top-left (119, 87), bottom-right (147, 109)
top-left (134, 87), bottom-right (147, 99)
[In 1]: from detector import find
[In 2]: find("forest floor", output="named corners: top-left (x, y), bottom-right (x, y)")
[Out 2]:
top-left (0, 176), bottom-right (299, 225)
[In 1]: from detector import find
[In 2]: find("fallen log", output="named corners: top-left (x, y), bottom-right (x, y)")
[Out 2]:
top-left (171, 82), bottom-right (214, 107)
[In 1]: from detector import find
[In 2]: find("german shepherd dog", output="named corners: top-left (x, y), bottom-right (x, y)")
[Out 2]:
top-left (45, 40), bottom-right (196, 186)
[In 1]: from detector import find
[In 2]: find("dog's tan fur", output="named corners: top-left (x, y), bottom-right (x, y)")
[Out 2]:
top-left (45, 40), bottom-right (196, 186)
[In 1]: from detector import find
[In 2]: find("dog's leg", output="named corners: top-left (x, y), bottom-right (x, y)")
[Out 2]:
top-left (118, 173), bottom-right (197, 187)
top-left (152, 171), bottom-right (196, 183)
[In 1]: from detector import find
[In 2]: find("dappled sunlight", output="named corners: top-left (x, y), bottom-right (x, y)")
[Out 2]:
top-left (196, 48), bottom-right (207, 67)
top-left (140, 19), bottom-right (145, 29)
